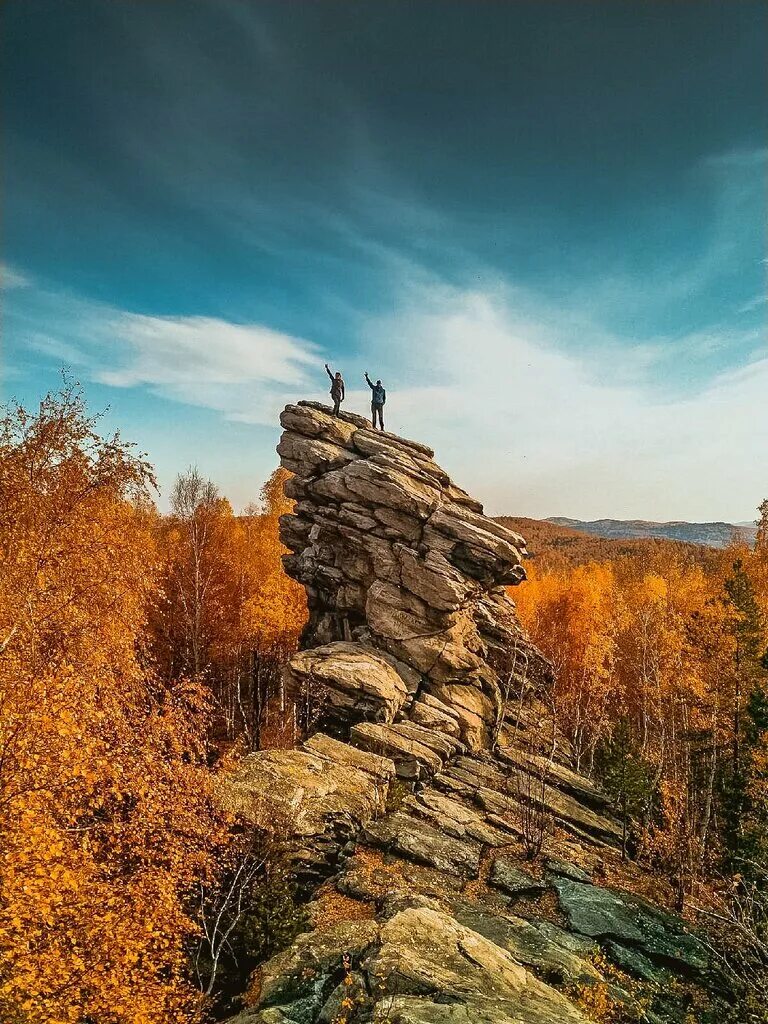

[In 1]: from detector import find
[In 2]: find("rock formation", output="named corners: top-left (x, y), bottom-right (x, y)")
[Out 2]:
top-left (276, 400), bottom-right (550, 751)
top-left (225, 404), bottom-right (720, 1024)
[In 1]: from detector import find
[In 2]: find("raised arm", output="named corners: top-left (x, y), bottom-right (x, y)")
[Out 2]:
top-left (364, 371), bottom-right (374, 390)
top-left (325, 363), bottom-right (334, 381)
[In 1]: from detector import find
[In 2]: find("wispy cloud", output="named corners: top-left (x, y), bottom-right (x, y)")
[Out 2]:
top-left (1, 263), bottom-right (31, 289)
top-left (361, 282), bottom-right (768, 522)
top-left (3, 278), bottom-right (323, 425)
top-left (98, 311), bottom-right (321, 403)
top-left (4, 124), bottom-right (766, 521)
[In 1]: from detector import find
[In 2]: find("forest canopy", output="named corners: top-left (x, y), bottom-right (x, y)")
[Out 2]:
top-left (0, 384), bottom-right (306, 1023)
top-left (2, 382), bottom-right (767, 1022)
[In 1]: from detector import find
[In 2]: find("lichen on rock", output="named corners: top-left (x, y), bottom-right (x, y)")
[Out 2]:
top-left (223, 404), bottom-right (720, 1024)
top-left (276, 401), bottom-right (549, 750)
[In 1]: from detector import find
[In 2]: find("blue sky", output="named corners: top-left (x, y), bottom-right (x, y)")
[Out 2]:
top-left (2, 0), bottom-right (766, 519)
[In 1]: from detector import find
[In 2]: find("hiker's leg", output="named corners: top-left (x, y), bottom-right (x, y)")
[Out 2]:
top-left (379, 408), bottom-right (384, 431)
top-left (371, 403), bottom-right (376, 427)
top-left (333, 397), bottom-right (340, 416)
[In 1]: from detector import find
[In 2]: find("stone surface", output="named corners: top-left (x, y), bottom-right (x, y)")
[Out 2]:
top-left (229, 919), bottom-right (379, 1024)
top-left (553, 878), bottom-right (709, 974)
top-left (285, 642), bottom-right (410, 725)
top-left (220, 736), bottom-right (394, 883)
top-left (545, 858), bottom-right (593, 884)
top-left (222, 405), bottom-right (720, 1024)
top-left (362, 811), bottom-right (482, 878)
top-left (452, 902), bottom-right (601, 985)
top-left (489, 857), bottom-right (549, 897)
top-left (277, 401), bottom-right (552, 749)
top-left (363, 906), bottom-right (590, 1024)
top-left (350, 721), bottom-right (445, 779)
top-left (436, 755), bottom-right (623, 847)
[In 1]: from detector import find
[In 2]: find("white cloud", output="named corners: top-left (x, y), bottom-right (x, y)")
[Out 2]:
top-left (362, 285), bottom-right (768, 522)
top-left (8, 274), bottom-right (767, 521)
top-left (94, 313), bottom-right (322, 424)
top-left (1, 263), bottom-right (31, 289)
top-left (6, 284), bottom-right (324, 426)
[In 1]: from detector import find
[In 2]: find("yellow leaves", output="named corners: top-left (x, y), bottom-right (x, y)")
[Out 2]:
top-left (517, 545), bottom-right (757, 774)
top-left (0, 387), bottom-right (223, 1024)
top-left (154, 465), bottom-right (307, 686)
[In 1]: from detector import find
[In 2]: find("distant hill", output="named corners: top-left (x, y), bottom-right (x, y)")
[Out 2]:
top-left (546, 516), bottom-right (756, 549)
top-left (496, 516), bottom-right (731, 572)
top-left (499, 520), bottom-right (692, 569)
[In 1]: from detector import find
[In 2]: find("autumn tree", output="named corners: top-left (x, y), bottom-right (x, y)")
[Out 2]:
top-left (515, 538), bottom-right (767, 902)
top-left (152, 465), bottom-right (306, 748)
top-left (0, 383), bottom-right (223, 1024)
top-left (756, 499), bottom-right (768, 555)
top-left (595, 721), bottom-right (654, 859)
top-left (515, 561), bottom-right (624, 771)
top-left (720, 560), bottom-right (768, 868)
top-left (154, 467), bottom-right (238, 682)
top-left (219, 468), bottom-right (307, 747)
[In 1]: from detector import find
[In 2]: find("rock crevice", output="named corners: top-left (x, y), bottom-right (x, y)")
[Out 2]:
top-left (277, 401), bottom-right (548, 750)
top-left (225, 405), bottom-right (717, 1024)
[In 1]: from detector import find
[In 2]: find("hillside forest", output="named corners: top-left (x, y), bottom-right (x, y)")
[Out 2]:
top-left (2, 382), bottom-right (768, 1024)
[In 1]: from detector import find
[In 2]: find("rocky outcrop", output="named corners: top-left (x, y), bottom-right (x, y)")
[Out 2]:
top-left (222, 733), bottom-right (396, 886)
top-left (276, 401), bottom-right (548, 751)
top-left (224, 405), bottom-right (720, 1024)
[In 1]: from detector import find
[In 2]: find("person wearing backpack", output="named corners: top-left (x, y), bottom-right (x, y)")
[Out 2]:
top-left (364, 371), bottom-right (386, 430)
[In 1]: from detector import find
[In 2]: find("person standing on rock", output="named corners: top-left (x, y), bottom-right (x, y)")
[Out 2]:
top-left (325, 363), bottom-right (345, 416)
top-left (365, 371), bottom-right (386, 430)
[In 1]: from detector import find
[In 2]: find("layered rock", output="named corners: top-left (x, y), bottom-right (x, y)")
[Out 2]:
top-left (276, 401), bottom-right (549, 750)
top-left (224, 405), bottom-right (719, 1024)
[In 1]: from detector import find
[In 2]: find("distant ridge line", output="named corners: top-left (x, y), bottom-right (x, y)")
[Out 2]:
top-left (545, 517), bottom-right (756, 549)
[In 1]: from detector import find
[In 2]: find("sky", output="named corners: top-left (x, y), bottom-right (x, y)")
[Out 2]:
top-left (1, 0), bottom-right (766, 520)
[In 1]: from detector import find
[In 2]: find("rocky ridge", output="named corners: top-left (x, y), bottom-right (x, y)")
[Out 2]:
top-left (225, 404), bottom-right (720, 1024)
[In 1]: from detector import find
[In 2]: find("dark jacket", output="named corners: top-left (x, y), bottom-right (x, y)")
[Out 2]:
top-left (326, 366), bottom-right (345, 400)
top-left (365, 374), bottom-right (386, 405)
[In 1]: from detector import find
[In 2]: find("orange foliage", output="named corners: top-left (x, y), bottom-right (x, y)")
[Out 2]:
top-left (516, 539), bottom-right (754, 892)
top-left (152, 466), bottom-right (307, 745)
top-left (516, 561), bottom-right (626, 769)
top-left (0, 385), bottom-right (223, 1024)
top-left (309, 889), bottom-right (376, 932)
top-left (236, 468), bottom-right (308, 654)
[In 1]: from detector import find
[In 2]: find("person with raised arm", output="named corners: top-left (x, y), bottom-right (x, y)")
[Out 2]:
top-left (324, 363), bottom-right (345, 416)
top-left (364, 371), bottom-right (386, 430)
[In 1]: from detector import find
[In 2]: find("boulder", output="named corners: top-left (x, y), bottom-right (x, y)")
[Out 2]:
top-left (362, 812), bottom-right (482, 878)
top-left (452, 902), bottom-right (600, 985)
top-left (553, 878), bottom-right (709, 974)
top-left (285, 642), bottom-right (409, 725)
top-left (233, 403), bottom-right (720, 1024)
top-left (407, 790), bottom-right (515, 847)
top-left (350, 722), bottom-right (444, 779)
top-left (276, 401), bottom-right (539, 749)
top-left (545, 858), bottom-right (593, 884)
top-left (219, 740), bottom-right (394, 883)
top-left (489, 858), bottom-right (549, 898)
top-left (234, 918), bottom-right (379, 1023)
top-left (364, 906), bottom-right (590, 1024)
top-left (409, 694), bottom-right (462, 736)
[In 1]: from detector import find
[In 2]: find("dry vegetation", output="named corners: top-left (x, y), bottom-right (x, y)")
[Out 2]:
top-left (0, 384), bottom-right (308, 1022)
top-left (2, 381), bottom-right (768, 1022)
top-left (512, 505), bottom-right (768, 1019)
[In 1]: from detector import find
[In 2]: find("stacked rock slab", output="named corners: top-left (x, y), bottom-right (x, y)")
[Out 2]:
top-left (277, 401), bottom-right (551, 751)
top-left (224, 405), bottom-right (718, 1024)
